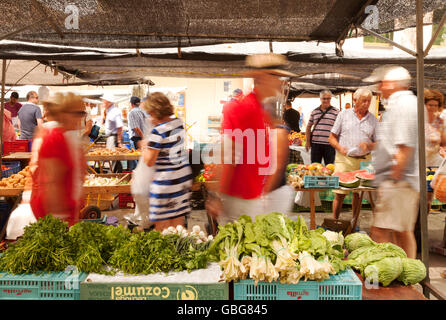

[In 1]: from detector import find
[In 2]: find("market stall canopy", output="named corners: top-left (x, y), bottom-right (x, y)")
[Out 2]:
top-left (2, 40), bottom-right (445, 91)
top-left (34, 42), bottom-right (446, 92)
top-left (0, 55), bottom-right (155, 86)
top-left (0, 0), bottom-right (444, 49)
top-left (4, 59), bottom-right (88, 86)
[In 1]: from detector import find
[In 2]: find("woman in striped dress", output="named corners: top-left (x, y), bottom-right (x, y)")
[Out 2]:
top-left (141, 92), bottom-right (193, 230)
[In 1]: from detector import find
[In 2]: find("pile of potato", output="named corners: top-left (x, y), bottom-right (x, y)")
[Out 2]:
top-left (86, 147), bottom-right (132, 156)
top-left (0, 166), bottom-right (31, 189)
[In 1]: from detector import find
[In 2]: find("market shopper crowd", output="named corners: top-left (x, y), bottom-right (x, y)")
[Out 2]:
top-left (2, 53), bottom-right (445, 263)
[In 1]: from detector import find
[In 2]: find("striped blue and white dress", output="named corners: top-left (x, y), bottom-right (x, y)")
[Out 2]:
top-left (148, 118), bottom-right (193, 221)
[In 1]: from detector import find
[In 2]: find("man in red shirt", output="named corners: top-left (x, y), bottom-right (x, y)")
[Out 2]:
top-left (206, 53), bottom-right (296, 225)
top-left (5, 92), bottom-right (22, 129)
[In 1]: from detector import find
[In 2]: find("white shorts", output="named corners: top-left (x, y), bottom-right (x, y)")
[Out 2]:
top-left (372, 180), bottom-right (419, 232)
top-left (218, 194), bottom-right (262, 225)
top-left (218, 185), bottom-right (295, 225)
top-left (261, 185), bottom-right (295, 216)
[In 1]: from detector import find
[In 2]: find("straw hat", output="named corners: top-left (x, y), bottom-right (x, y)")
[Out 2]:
top-left (242, 53), bottom-right (297, 78)
top-left (41, 92), bottom-right (84, 115)
top-left (41, 92), bottom-right (64, 108)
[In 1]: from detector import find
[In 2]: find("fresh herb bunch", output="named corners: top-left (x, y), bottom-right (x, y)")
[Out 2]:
top-left (0, 215), bottom-right (74, 274)
top-left (67, 222), bottom-right (131, 274)
top-left (109, 231), bottom-right (211, 275)
top-left (0, 216), bottom-right (211, 275)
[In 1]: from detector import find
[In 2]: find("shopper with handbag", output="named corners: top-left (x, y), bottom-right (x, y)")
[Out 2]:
top-left (305, 90), bottom-right (339, 165)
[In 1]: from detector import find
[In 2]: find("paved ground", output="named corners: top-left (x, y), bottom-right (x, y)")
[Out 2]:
top-left (104, 201), bottom-right (446, 300)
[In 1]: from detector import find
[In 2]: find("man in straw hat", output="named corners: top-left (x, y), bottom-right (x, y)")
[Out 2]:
top-left (364, 65), bottom-right (419, 258)
top-left (206, 53), bottom-right (296, 226)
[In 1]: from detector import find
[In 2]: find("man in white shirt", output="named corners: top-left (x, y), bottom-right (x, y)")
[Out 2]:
top-left (328, 88), bottom-right (378, 220)
top-left (365, 66), bottom-right (419, 259)
top-left (102, 94), bottom-right (124, 148)
top-left (102, 93), bottom-right (124, 172)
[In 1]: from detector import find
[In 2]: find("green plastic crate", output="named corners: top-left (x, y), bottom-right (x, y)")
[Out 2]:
top-left (304, 176), bottom-right (339, 189)
top-left (233, 268), bottom-right (362, 300)
top-left (0, 271), bottom-right (88, 300)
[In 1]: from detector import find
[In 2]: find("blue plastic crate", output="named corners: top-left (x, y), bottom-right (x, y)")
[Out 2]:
top-left (304, 176), bottom-right (339, 189)
top-left (1, 162), bottom-right (21, 178)
top-left (0, 271), bottom-right (88, 300)
top-left (233, 268), bottom-right (362, 300)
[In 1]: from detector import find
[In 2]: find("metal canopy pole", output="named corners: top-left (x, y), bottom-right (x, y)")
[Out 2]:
top-left (416, 0), bottom-right (430, 299)
top-left (424, 11), bottom-right (446, 57)
top-left (0, 59), bottom-right (7, 172)
top-left (356, 25), bottom-right (417, 56)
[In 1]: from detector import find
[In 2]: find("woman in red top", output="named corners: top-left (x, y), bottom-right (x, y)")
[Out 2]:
top-left (30, 92), bottom-right (86, 226)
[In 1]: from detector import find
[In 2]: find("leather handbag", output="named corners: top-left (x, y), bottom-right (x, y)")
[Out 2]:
top-left (88, 123), bottom-right (100, 140)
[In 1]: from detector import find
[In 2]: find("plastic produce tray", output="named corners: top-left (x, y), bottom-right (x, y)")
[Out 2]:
top-left (1, 162), bottom-right (21, 178)
top-left (2, 141), bottom-right (29, 156)
top-left (0, 271), bottom-right (88, 300)
top-left (304, 176), bottom-right (339, 189)
top-left (233, 268), bottom-right (362, 300)
top-left (118, 193), bottom-right (135, 209)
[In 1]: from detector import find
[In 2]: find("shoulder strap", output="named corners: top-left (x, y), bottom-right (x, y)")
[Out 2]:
top-left (312, 106), bottom-right (332, 132)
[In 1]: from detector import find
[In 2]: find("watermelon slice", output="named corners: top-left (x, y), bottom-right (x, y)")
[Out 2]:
top-left (333, 171), bottom-right (360, 188)
top-left (356, 172), bottom-right (375, 188)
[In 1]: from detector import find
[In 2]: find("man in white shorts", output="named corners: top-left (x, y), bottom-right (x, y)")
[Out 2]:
top-left (365, 66), bottom-right (419, 259)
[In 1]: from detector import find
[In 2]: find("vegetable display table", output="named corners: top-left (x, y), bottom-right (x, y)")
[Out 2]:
top-left (294, 187), bottom-right (377, 230)
top-left (85, 154), bottom-right (141, 173)
top-left (355, 273), bottom-right (427, 300)
top-left (83, 173), bottom-right (131, 194)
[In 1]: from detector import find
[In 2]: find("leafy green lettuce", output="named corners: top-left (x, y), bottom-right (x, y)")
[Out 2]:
top-left (364, 257), bottom-right (403, 287)
top-left (397, 258), bottom-right (427, 285)
top-left (344, 233), bottom-right (376, 252)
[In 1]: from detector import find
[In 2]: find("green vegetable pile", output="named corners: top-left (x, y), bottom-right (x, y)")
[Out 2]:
top-left (208, 212), bottom-right (347, 284)
top-left (0, 215), bottom-right (212, 275)
top-left (0, 215), bottom-right (73, 274)
top-left (109, 232), bottom-right (211, 275)
top-left (344, 233), bottom-right (426, 287)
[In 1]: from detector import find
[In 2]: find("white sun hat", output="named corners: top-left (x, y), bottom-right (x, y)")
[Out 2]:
top-left (363, 65), bottom-right (411, 83)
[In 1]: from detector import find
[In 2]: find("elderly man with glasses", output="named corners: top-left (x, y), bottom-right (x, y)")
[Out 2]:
top-left (305, 90), bottom-right (339, 165)
top-left (328, 88), bottom-right (378, 220)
